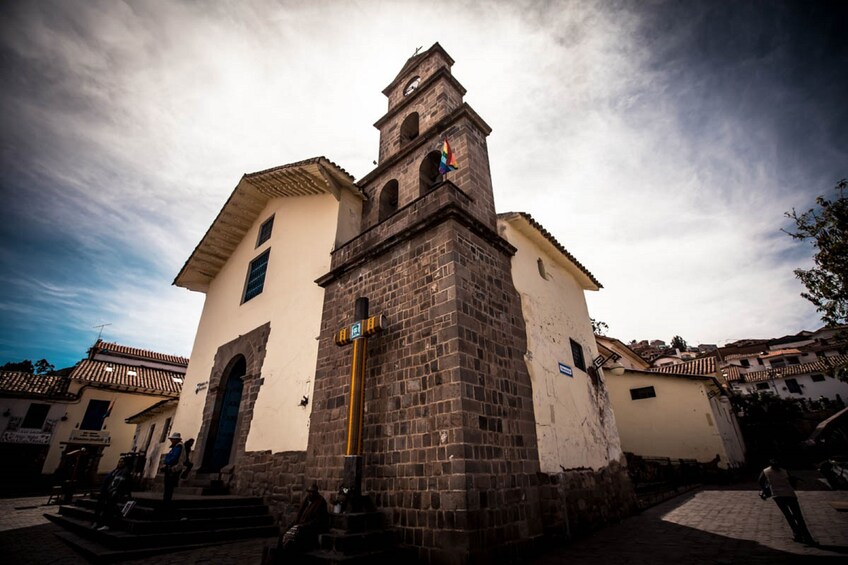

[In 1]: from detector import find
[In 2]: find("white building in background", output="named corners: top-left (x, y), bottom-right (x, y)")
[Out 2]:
top-left (0, 340), bottom-right (185, 489)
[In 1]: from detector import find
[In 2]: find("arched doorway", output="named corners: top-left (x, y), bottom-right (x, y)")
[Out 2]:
top-left (203, 355), bottom-right (246, 472)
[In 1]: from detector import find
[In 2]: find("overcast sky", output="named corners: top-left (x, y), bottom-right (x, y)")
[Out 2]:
top-left (1, 0), bottom-right (845, 368)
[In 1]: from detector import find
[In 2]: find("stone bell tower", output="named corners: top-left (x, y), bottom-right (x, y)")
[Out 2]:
top-left (306, 43), bottom-right (543, 563)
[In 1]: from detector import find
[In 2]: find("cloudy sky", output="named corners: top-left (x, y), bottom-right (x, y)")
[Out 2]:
top-left (0, 0), bottom-right (845, 368)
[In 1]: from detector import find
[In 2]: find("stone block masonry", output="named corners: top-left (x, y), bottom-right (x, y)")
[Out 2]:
top-left (308, 181), bottom-right (544, 564)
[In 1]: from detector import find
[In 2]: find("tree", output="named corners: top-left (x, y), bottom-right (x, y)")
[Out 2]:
top-left (784, 179), bottom-right (848, 326)
top-left (670, 335), bottom-right (688, 351)
top-left (591, 318), bottom-right (609, 336)
top-left (1, 359), bottom-right (34, 373)
top-left (34, 359), bottom-right (55, 375)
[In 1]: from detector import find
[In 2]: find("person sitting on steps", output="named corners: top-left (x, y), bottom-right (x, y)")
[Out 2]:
top-left (92, 457), bottom-right (132, 531)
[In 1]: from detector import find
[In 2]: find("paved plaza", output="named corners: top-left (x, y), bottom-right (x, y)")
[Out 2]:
top-left (0, 488), bottom-right (846, 564)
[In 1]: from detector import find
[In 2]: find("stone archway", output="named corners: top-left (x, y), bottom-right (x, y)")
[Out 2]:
top-left (193, 322), bottom-right (270, 475)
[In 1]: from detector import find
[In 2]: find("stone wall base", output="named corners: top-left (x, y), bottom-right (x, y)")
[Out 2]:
top-left (233, 450), bottom-right (307, 528)
top-left (538, 457), bottom-right (637, 541)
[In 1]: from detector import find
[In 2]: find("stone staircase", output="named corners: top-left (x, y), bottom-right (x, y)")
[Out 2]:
top-left (45, 491), bottom-right (277, 563)
top-left (299, 510), bottom-right (406, 564)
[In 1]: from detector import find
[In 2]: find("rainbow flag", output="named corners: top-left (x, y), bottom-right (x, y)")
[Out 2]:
top-left (439, 138), bottom-right (458, 174)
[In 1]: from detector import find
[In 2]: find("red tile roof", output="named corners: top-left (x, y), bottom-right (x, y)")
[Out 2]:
top-left (92, 340), bottom-right (189, 367)
top-left (0, 371), bottom-right (72, 399)
top-left (649, 356), bottom-right (742, 382)
top-left (741, 354), bottom-right (848, 383)
top-left (70, 360), bottom-right (182, 396)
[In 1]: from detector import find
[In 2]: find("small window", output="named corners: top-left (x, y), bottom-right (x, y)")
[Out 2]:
top-left (755, 382), bottom-right (770, 390)
top-left (256, 215), bottom-right (274, 247)
top-left (630, 386), bottom-right (656, 400)
top-left (21, 403), bottom-right (50, 429)
top-left (570, 338), bottom-right (586, 372)
top-left (243, 249), bottom-right (271, 303)
top-left (787, 356), bottom-right (800, 365)
top-left (811, 374), bottom-right (825, 382)
top-left (785, 378), bottom-right (802, 394)
top-left (740, 359), bottom-right (750, 367)
top-left (80, 399), bottom-right (111, 431)
top-left (771, 360), bottom-right (786, 369)
top-left (159, 417), bottom-right (173, 443)
top-left (757, 358), bottom-right (764, 365)
top-left (537, 258), bottom-right (547, 279)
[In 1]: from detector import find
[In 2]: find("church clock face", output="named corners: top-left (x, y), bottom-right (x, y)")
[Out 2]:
top-left (403, 76), bottom-right (420, 96)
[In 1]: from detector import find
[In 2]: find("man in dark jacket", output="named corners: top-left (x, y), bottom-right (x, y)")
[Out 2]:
top-left (92, 457), bottom-right (132, 531)
top-left (161, 432), bottom-right (183, 507)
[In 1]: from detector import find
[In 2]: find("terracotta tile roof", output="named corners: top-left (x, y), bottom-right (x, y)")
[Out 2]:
top-left (69, 360), bottom-right (182, 397)
top-left (651, 356), bottom-right (716, 375)
top-left (497, 212), bottom-right (602, 289)
top-left (0, 371), bottom-right (72, 399)
top-left (761, 348), bottom-right (802, 359)
top-left (648, 357), bottom-right (743, 382)
top-left (93, 340), bottom-right (189, 367)
top-left (742, 354), bottom-right (848, 383)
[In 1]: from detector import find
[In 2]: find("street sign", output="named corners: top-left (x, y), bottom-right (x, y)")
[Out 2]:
top-left (559, 363), bottom-right (573, 377)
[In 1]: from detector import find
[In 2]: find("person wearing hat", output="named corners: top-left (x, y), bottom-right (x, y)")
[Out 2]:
top-left (161, 432), bottom-right (184, 507)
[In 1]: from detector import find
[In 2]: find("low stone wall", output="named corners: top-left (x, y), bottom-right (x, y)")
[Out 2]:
top-left (233, 449), bottom-right (307, 528)
top-left (537, 457), bottom-right (636, 541)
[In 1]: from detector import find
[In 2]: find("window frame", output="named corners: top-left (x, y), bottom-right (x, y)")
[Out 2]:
top-left (242, 249), bottom-right (271, 304)
top-left (21, 403), bottom-right (50, 429)
top-left (256, 215), bottom-right (274, 248)
top-left (570, 338), bottom-right (586, 372)
top-left (630, 386), bottom-right (656, 400)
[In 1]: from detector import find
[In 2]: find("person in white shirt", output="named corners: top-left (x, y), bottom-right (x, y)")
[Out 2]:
top-left (758, 458), bottom-right (816, 545)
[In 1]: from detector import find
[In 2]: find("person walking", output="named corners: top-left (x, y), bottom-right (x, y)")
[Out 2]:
top-left (161, 432), bottom-right (184, 508)
top-left (759, 458), bottom-right (816, 545)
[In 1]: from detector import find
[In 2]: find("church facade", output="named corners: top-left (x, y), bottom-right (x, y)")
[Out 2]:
top-left (171, 43), bottom-right (634, 563)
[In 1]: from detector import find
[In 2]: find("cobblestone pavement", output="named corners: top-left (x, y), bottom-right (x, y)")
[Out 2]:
top-left (1, 489), bottom-right (847, 564)
top-left (532, 488), bottom-right (848, 565)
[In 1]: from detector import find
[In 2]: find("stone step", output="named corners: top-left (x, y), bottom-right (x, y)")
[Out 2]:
top-left (123, 513), bottom-right (274, 534)
top-left (300, 547), bottom-right (408, 565)
top-left (53, 528), bottom-right (275, 564)
top-left (319, 528), bottom-right (398, 554)
top-left (328, 511), bottom-right (386, 533)
top-left (46, 512), bottom-right (278, 550)
top-left (66, 498), bottom-right (269, 521)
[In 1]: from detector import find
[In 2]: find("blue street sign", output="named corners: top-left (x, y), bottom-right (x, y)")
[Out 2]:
top-left (350, 321), bottom-right (362, 340)
top-left (558, 363), bottom-right (573, 377)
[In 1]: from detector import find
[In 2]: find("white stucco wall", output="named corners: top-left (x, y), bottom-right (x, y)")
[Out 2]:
top-left (709, 395), bottom-right (746, 467)
top-left (500, 220), bottom-right (623, 473)
top-left (735, 373), bottom-right (848, 402)
top-left (172, 192), bottom-right (349, 454)
top-left (44, 388), bottom-right (170, 474)
top-left (606, 371), bottom-right (734, 466)
top-left (130, 406), bottom-right (177, 479)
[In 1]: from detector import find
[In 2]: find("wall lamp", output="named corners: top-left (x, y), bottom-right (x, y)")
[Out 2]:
top-left (590, 352), bottom-right (625, 377)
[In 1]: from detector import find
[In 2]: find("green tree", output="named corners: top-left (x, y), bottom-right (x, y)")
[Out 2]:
top-left (34, 359), bottom-right (55, 375)
top-left (1, 359), bottom-right (34, 373)
top-left (670, 335), bottom-right (687, 351)
top-left (784, 179), bottom-right (848, 326)
top-left (591, 318), bottom-right (609, 336)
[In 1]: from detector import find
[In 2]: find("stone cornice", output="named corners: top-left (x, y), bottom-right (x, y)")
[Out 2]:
top-left (316, 181), bottom-right (514, 288)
